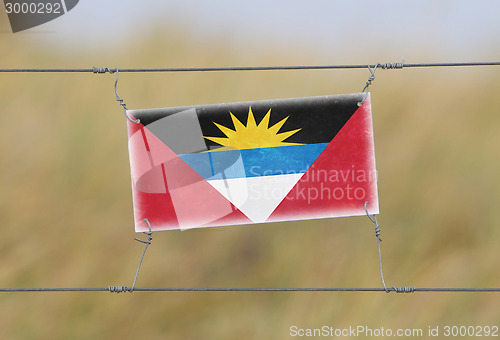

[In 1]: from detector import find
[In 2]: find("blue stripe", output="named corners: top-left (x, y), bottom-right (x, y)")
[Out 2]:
top-left (179, 143), bottom-right (328, 180)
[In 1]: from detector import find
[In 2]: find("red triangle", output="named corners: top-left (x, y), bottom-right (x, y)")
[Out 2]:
top-left (128, 121), bottom-right (250, 232)
top-left (268, 95), bottom-right (379, 222)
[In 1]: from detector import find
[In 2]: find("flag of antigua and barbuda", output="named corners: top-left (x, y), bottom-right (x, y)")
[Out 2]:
top-left (126, 93), bottom-right (378, 232)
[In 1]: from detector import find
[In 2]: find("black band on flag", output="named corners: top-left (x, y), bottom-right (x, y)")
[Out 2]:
top-left (129, 93), bottom-right (364, 151)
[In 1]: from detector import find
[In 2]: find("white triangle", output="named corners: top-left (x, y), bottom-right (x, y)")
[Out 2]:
top-left (207, 173), bottom-right (304, 223)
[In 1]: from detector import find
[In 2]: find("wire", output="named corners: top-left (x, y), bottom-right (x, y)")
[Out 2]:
top-left (130, 219), bottom-right (153, 292)
top-left (0, 287), bottom-right (499, 293)
top-left (0, 61), bottom-right (499, 73)
top-left (1, 60), bottom-right (499, 294)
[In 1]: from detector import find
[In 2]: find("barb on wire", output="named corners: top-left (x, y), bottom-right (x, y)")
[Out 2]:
top-left (92, 67), bottom-right (114, 74)
top-left (379, 61), bottom-right (405, 70)
top-left (107, 286), bottom-right (128, 293)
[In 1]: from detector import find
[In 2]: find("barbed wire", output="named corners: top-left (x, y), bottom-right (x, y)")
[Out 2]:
top-left (0, 61), bottom-right (499, 73)
top-left (1, 61), bottom-right (499, 294)
top-left (0, 287), bottom-right (499, 293)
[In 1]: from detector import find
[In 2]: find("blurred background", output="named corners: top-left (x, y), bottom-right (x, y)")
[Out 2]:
top-left (1, 1), bottom-right (499, 339)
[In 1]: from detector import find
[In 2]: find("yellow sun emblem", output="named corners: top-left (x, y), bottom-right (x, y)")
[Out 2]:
top-left (204, 108), bottom-right (302, 151)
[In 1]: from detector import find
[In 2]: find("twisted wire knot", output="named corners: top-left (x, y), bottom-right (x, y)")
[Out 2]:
top-left (360, 61), bottom-right (404, 94)
top-left (364, 73), bottom-right (375, 90)
top-left (365, 201), bottom-right (416, 294)
top-left (364, 201), bottom-right (382, 242)
top-left (108, 286), bottom-right (129, 293)
top-left (374, 222), bottom-right (382, 241)
top-left (92, 66), bottom-right (139, 123)
top-left (392, 286), bottom-right (416, 293)
top-left (134, 218), bottom-right (153, 245)
top-left (380, 61), bottom-right (404, 69)
top-left (92, 67), bottom-right (116, 74)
